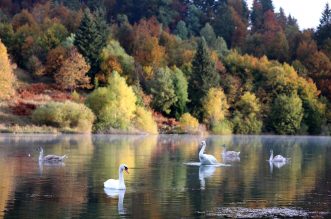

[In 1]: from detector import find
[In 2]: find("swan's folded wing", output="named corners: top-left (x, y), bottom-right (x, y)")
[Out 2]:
top-left (104, 179), bottom-right (119, 189)
top-left (44, 155), bottom-right (62, 161)
top-left (205, 154), bottom-right (218, 163)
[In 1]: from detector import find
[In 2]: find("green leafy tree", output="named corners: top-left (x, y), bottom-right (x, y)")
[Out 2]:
top-left (171, 67), bottom-right (189, 119)
top-left (0, 23), bottom-right (14, 52)
top-left (174, 20), bottom-right (188, 40)
top-left (40, 23), bottom-right (69, 53)
top-left (271, 93), bottom-right (303, 135)
top-left (188, 38), bottom-right (220, 119)
top-left (100, 39), bottom-right (135, 82)
top-left (200, 23), bottom-right (216, 47)
top-left (148, 67), bottom-right (177, 114)
top-left (214, 36), bottom-right (229, 57)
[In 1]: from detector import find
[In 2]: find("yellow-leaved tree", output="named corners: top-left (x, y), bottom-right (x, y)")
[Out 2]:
top-left (86, 71), bottom-right (137, 131)
top-left (133, 106), bottom-right (158, 134)
top-left (0, 39), bottom-right (15, 100)
top-left (202, 88), bottom-right (229, 125)
top-left (202, 88), bottom-right (232, 134)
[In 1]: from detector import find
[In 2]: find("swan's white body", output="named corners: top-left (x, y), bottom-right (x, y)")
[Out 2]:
top-left (269, 150), bottom-right (287, 163)
top-left (39, 147), bottom-right (67, 163)
top-left (199, 165), bottom-right (216, 189)
top-left (222, 145), bottom-right (240, 158)
top-left (104, 164), bottom-right (129, 190)
top-left (199, 141), bottom-right (218, 165)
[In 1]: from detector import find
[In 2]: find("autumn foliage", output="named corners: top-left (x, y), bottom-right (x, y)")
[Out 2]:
top-left (0, 0), bottom-right (331, 135)
top-left (0, 40), bottom-right (15, 100)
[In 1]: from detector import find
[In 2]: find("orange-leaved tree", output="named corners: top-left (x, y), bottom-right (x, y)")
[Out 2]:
top-left (54, 48), bottom-right (91, 91)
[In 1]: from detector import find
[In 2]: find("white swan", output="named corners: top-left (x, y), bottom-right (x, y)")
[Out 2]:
top-left (222, 145), bottom-right (240, 158)
top-left (39, 147), bottom-right (67, 163)
top-left (199, 141), bottom-right (218, 165)
top-left (269, 150), bottom-right (287, 163)
top-left (104, 164), bottom-right (129, 190)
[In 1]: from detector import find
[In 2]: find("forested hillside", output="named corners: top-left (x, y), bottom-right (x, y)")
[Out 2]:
top-left (0, 0), bottom-right (330, 135)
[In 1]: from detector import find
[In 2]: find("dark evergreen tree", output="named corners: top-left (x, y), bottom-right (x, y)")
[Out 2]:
top-left (54, 0), bottom-right (81, 10)
top-left (188, 38), bottom-right (220, 120)
top-left (260, 0), bottom-right (274, 12)
top-left (185, 4), bottom-right (202, 36)
top-left (212, 3), bottom-right (235, 47)
top-left (251, 0), bottom-right (264, 32)
top-left (94, 8), bottom-right (109, 47)
top-left (74, 8), bottom-right (107, 79)
top-left (315, 3), bottom-right (331, 47)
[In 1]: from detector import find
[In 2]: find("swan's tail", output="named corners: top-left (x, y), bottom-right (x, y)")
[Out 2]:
top-left (237, 152), bottom-right (240, 156)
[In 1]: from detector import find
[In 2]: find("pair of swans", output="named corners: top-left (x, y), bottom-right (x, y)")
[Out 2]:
top-left (199, 141), bottom-right (240, 165)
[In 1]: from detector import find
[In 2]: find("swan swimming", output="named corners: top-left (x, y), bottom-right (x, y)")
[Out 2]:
top-left (222, 144), bottom-right (240, 158)
top-left (269, 150), bottom-right (288, 163)
top-left (199, 141), bottom-right (218, 165)
top-left (39, 147), bottom-right (67, 163)
top-left (104, 164), bottom-right (129, 190)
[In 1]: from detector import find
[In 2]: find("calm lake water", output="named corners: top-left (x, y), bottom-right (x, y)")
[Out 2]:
top-left (0, 134), bottom-right (330, 218)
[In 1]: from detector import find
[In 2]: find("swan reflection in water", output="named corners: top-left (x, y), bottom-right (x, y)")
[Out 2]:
top-left (269, 160), bottom-right (288, 174)
top-left (104, 188), bottom-right (126, 215)
top-left (38, 160), bottom-right (65, 175)
top-left (199, 165), bottom-right (216, 190)
top-left (222, 156), bottom-right (240, 164)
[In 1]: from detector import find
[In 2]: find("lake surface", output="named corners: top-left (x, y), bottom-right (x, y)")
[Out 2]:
top-left (0, 134), bottom-right (330, 218)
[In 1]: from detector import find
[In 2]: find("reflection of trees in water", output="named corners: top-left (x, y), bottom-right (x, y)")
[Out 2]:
top-left (1, 134), bottom-right (93, 219)
top-left (185, 136), bottom-right (331, 210)
top-left (1, 135), bottom-right (331, 218)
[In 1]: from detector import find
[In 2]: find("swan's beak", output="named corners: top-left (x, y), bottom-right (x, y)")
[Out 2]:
top-left (125, 169), bottom-right (129, 174)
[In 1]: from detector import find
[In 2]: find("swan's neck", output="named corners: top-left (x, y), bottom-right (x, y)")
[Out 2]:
top-left (269, 151), bottom-right (273, 161)
top-left (199, 144), bottom-right (206, 157)
top-left (118, 167), bottom-right (125, 188)
top-left (39, 150), bottom-right (43, 161)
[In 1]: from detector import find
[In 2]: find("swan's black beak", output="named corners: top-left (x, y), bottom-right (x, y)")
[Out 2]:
top-left (125, 166), bottom-right (129, 174)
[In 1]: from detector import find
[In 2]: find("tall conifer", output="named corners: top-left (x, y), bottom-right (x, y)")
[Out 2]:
top-left (74, 9), bottom-right (107, 78)
top-left (188, 38), bottom-right (220, 120)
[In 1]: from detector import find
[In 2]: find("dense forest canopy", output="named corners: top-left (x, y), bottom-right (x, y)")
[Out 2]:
top-left (0, 0), bottom-right (331, 135)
